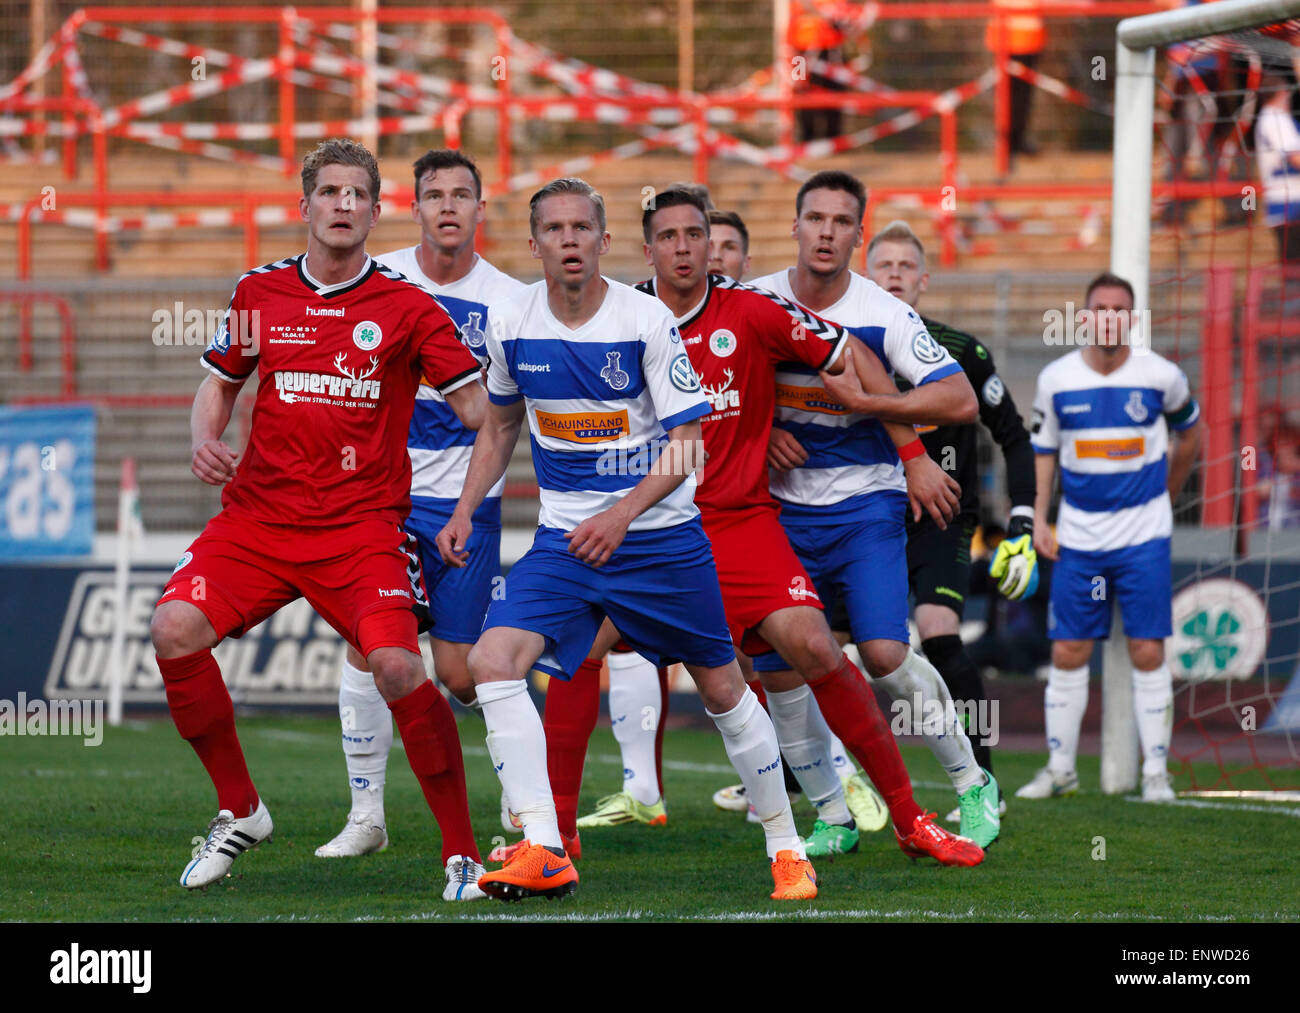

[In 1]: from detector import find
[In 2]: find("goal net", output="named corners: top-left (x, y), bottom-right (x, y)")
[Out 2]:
top-left (1108, 0), bottom-right (1300, 798)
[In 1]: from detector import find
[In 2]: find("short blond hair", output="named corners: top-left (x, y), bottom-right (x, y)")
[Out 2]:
top-left (528, 177), bottom-right (606, 236)
top-left (301, 138), bottom-right (381, 202)
top-left (867, 220), bottom-right (926, 267)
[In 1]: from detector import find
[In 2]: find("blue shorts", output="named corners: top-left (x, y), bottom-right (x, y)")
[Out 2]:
top-left (1047, 537), bottom-right (1173, 641)
top-left (405, 495), bottom-right (502, 645)
top-left (482, 518), bottom-right (736, 679)
top-left (752, 491), bottom-right (910, 673)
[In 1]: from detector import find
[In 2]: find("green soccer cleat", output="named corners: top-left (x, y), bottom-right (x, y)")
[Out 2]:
top-left (957, 768), bottom-right (1001, 848)
top-left (802, 818), bottom-right (860, 857)
top-left (843, 771), bottom-right (889, 832)
top-left (575, 791), bottom-right (667, 828)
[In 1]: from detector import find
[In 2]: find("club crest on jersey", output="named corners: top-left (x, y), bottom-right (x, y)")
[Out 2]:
top-left (353, 320), bottom-right (383, 351)
top-left (911, 329), bottom-right (944, 364)
top-left (461, 311), bottom-right (487, 350)
top-left (709, 328), bottom-right (737, 358)
top-left (1124, 390), bottom-right (1149, 423)
top-left (172, 551), bottom-right (193, 574)
top-left (601, 350), bottom-right (630, 391)
top-left (670, 354), bottom-right (701, 393)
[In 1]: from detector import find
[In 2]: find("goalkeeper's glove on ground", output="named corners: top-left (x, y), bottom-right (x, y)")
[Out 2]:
top-left (989, 514), bottom-right (1038, 600)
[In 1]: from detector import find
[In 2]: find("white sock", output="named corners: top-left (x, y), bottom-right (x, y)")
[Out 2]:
top-left (1132, 664), bottom-right (1173, 778)
top-left (1045, 665), bottom-right (1090, 776)
top-left (338, 659), bottom-right (392, 823)
top-left (828, 732), bottom-right (857, 780)
top-left (607, 651), bottom-right (662, 806)
top-left (875, 649), bottom-right (983, 794)
top-left (477, 679), bottom-right (561, 849)
top-left (708, 688), bottom-right (804, 860)
top-left (766, 684), bottom-right (853, 825)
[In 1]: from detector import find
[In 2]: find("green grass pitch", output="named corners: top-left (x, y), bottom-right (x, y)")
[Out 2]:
top-left (4, 714), bottom-right (1298, 922)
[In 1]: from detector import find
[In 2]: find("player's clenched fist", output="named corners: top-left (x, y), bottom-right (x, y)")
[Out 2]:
top-left (767, 428), bottom-right (809, 472)
top-left (436, 514), bottom-right (473, 568)
top-left (565, 507), bottom-right (630, 568)
top-left (191, 439), bottom-right (239, 485)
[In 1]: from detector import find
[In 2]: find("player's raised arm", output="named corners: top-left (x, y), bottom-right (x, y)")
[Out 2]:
top-left (820, 344), bottom-right (977, 425)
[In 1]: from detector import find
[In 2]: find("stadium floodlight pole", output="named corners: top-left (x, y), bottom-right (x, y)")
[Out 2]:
top-left (1104, 0), bottom-right (1300, 795)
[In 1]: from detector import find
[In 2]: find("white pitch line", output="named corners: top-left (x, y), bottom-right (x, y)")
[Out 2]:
top-left (1125, 796), bottom-right (1300, 819)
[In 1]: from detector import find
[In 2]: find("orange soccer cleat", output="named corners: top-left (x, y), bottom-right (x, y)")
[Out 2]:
top-left (488, 829), bottom-right (581, 865)
top-left (770, 849), bottom-right (818, 900)
top-left (477, 840), bottom-right (579, 902)
top-left (895, 812), bottom-right (985, 867)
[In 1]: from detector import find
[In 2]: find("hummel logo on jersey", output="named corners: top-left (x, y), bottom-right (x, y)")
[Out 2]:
top-left (601, 350), bottom-right (630, 390)
top-left (1124, 390), bottom-right (1149, 423)
top-left (305, 305), bottom-right (345, 317)
top-left (377, 588), bottom-right (410, 598)
top-left (788, 575), bottom-right (821, 602)
top-left (462, 311), bottom-right (487, 349)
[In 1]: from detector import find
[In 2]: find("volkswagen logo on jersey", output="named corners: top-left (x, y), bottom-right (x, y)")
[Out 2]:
top-left (709, 328), bottom-right (737, 358)
top-left (982, 374), bottom-right (1005, 406)
top-left (1124, 390), bottom-right (1149, 423)
top-left (911, 329), bottom-right (944, 364)
top-left (601, 350), bottom-right (630, 391)
top-left (670, 354), bottom-right (701, 393)
top-left (462, 311), bottom-right (487, 350)
top-left (353, 320), bottom-right (383, 351)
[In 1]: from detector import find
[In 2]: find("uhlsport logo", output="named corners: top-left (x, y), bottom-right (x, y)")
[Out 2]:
top-left (601, 350), bottom-right (630, 391)
top-left (353, 320), bottom-right (382, 351)
top-left (709, 328), bottom-right (737, 358)
top-left (462, 311), bottom-right (487, 350)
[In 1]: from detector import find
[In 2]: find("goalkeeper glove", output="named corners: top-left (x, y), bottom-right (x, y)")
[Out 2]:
top-left (989, 515), bottom-right (1039, 601)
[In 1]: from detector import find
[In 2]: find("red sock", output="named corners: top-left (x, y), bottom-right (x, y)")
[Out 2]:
top-left (388, 680), bottom-right (480, 863)
top-left (653, 667), bottom-right (670, 796)
top-left (806, 656), bottom-right (923, 832)
top-left (158, 649), bottom-right (258, 818)
top-left (747, 678), bottom-right (769, 711)
top-left (544, 657), bottom-right (602, 839)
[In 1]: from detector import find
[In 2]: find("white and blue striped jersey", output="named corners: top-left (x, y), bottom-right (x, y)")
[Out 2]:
top-left (1031, 348), bottom-right (1200, 552)
top-left (748, 269), bottom-right (963, 521)
top-left (486, 277), bottom-right (711, 533)
top-left (375, 248), bottom-right (525, 506)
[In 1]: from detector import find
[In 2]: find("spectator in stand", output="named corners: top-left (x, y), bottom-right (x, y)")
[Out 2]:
top-left (1257, 414), bottom-right (1300, 529)
top-left (1255, 71), bottom-right (1300, 263)
top-left (985, 0), bottom-right (1046, 157)
top-left (789, 0), bottom-right (850, 142)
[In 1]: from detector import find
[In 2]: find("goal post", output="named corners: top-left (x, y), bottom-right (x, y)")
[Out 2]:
top-left (1103, 0), bottom-right (1300, 795)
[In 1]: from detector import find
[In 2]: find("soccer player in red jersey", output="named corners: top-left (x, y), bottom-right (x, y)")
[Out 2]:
top-left (149, 139), bottom-right (489, 892)
top-left (539, 186), bottom-right (984, 869)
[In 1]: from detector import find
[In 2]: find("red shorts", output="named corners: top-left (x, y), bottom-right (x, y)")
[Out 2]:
top-left (158, 509), bottom-right (430, 656)
top-left (700, 502), bottom-right (823, 657)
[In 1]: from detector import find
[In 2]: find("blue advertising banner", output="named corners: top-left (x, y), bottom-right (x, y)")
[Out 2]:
top-left (0, 405), bottom-right (96, 559)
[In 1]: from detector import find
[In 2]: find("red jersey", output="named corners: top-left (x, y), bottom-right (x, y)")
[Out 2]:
top-left (201, 254), bottom-right (480, 527)
top-left (636, 274), bottom-right (848, 513)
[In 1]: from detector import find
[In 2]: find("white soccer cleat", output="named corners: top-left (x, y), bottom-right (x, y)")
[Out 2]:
top-left (314, 815), bottom-right (388, 857)
top-left (1014, 767), bottom-right (1079, 800)
top-left (500, 790), bottom-right (523, 834)
top-left (945, 798), bottom-right (1007, 823)
top-left (443, 855), bottom-right (488, 901)
top-left (180, 799), bottom-right (273, 889)
top-left (1141, 773), bottom-right (1176, 802)
top-left (843, 771), bottom-right (890, 832)
top-left (712, 783), bottom-right (748, 812)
